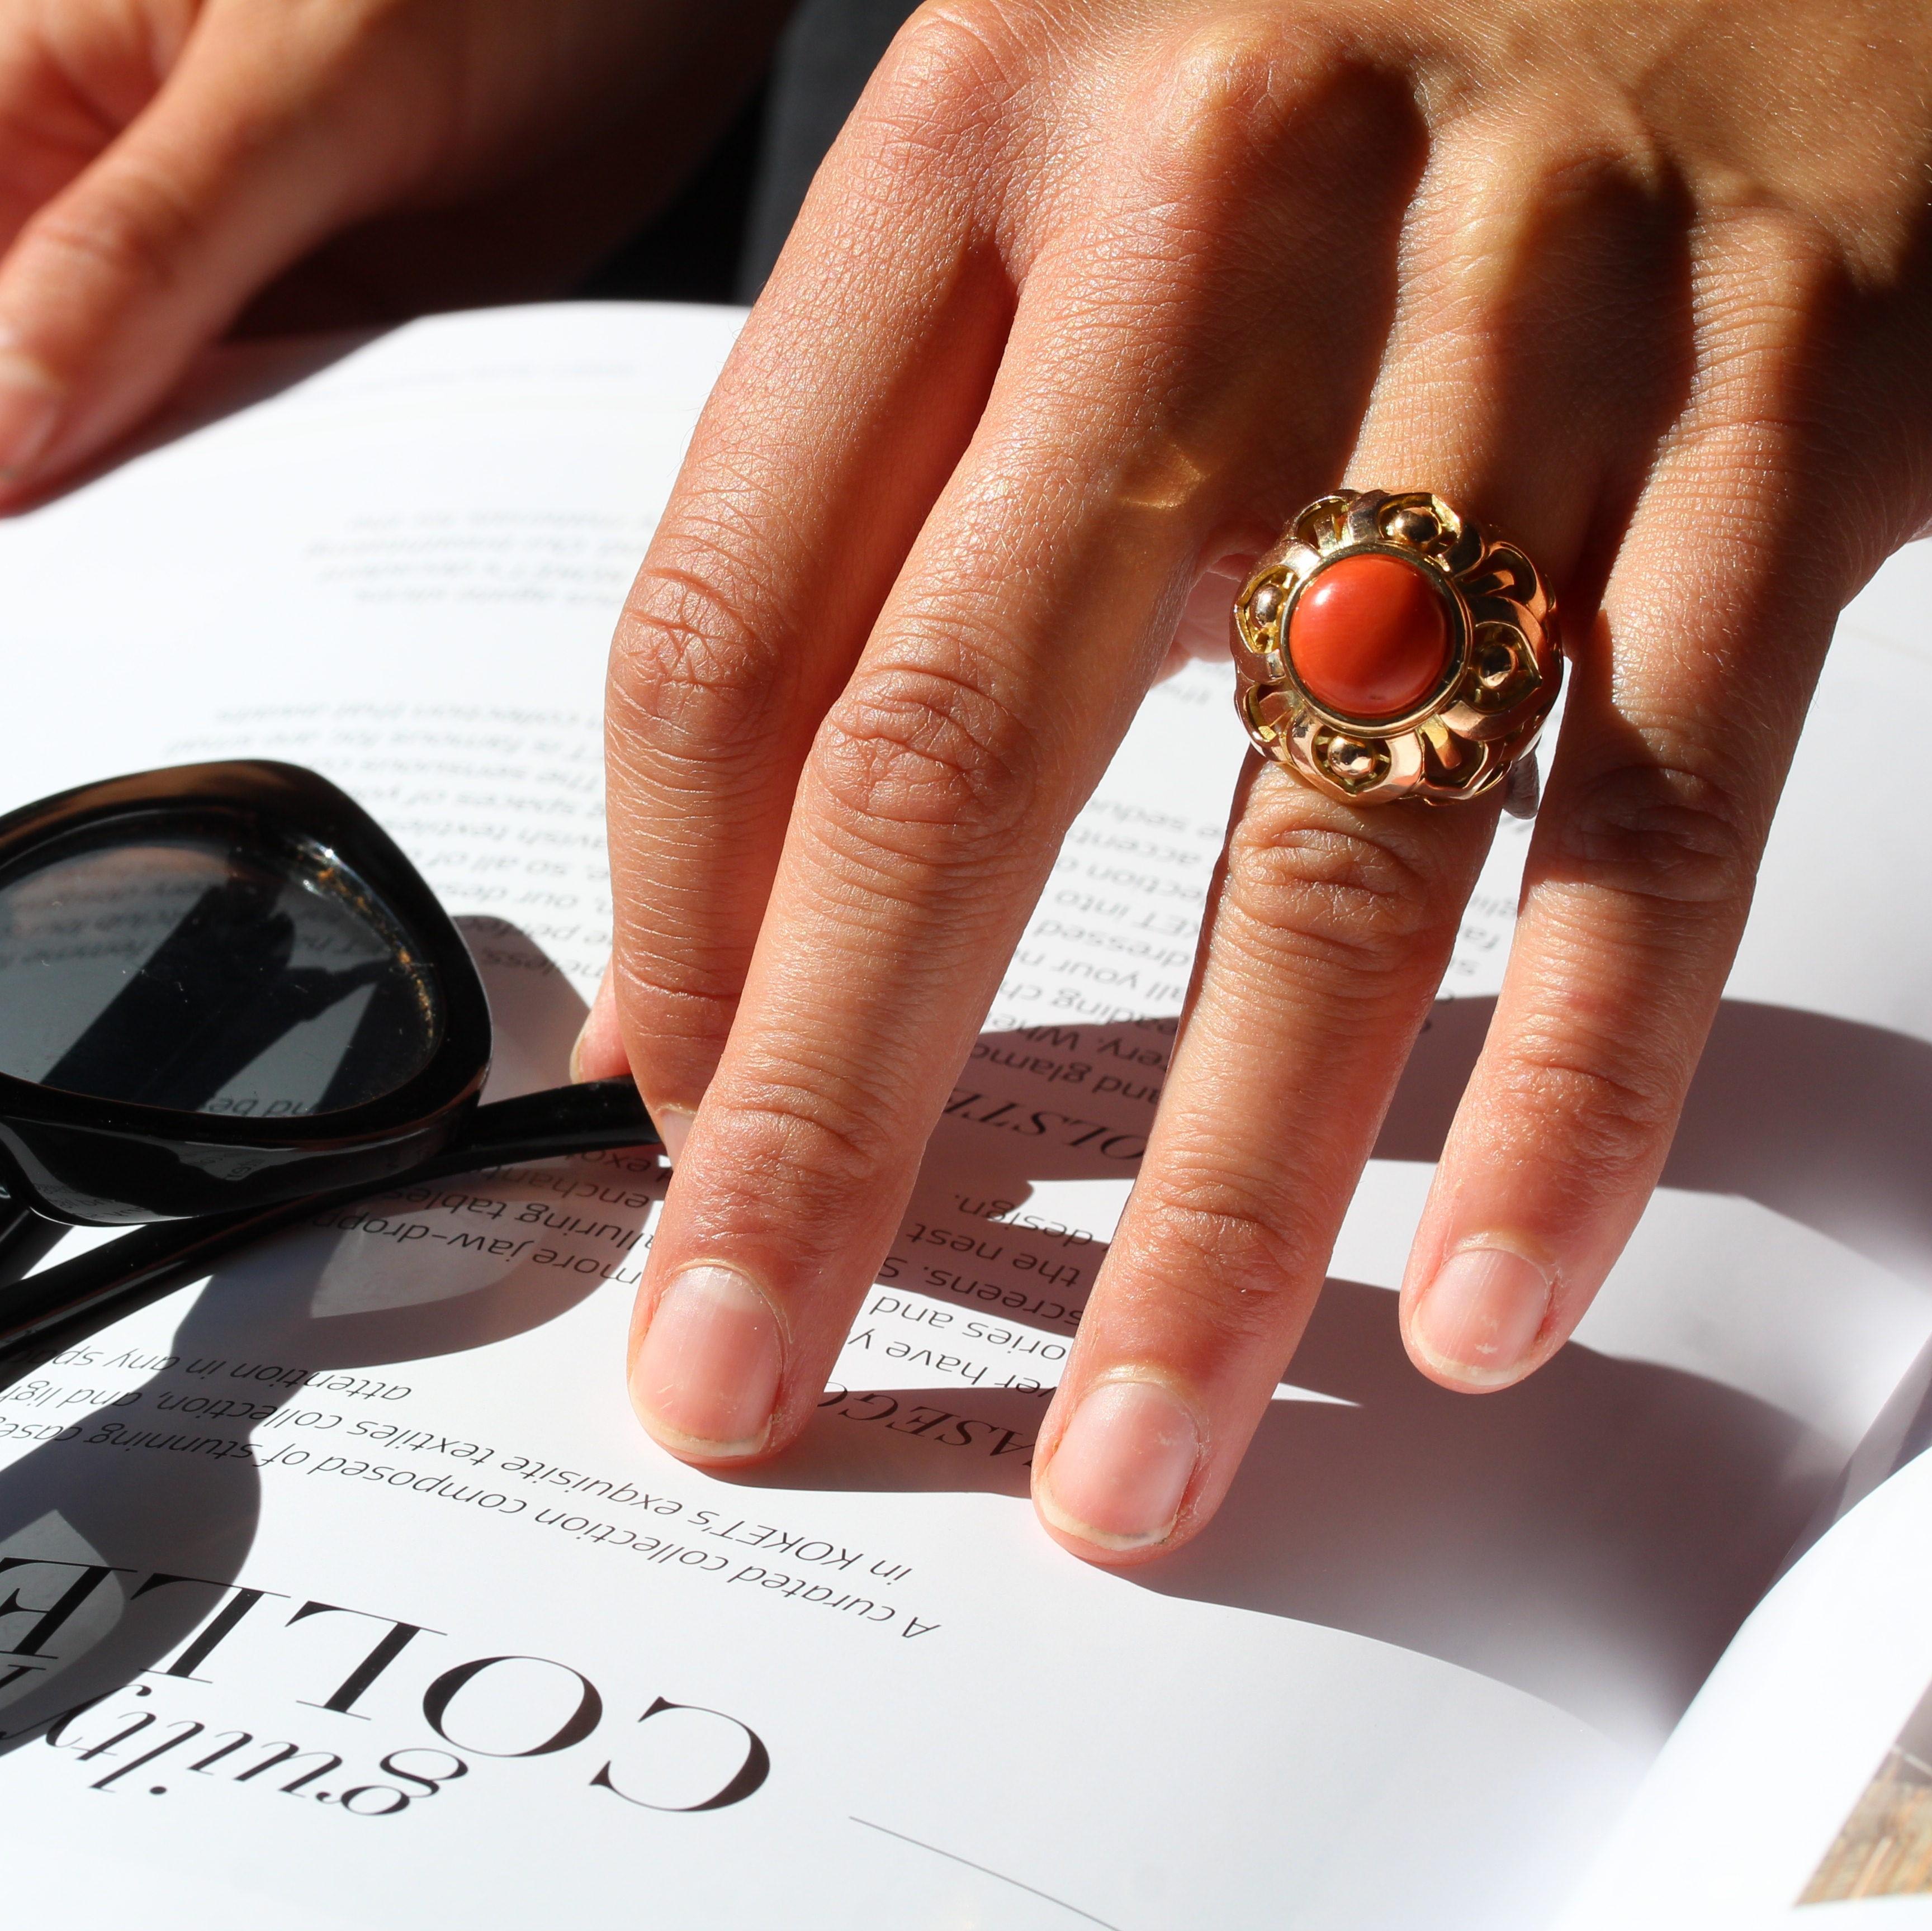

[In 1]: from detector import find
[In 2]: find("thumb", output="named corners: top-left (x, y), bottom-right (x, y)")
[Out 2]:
top-left (0, 17), bottom-right (407, 496)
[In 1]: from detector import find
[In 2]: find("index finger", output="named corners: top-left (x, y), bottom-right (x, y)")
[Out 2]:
top-left (594, 11), bottom-right (1014, 1150)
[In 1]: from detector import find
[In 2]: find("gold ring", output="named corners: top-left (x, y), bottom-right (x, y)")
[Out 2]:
top-left (1230, 488), bottom-right (1561, 808)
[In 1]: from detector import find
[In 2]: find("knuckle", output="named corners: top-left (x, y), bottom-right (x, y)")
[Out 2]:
top-left (1126, 13), bottom-right (1386, 235)
top-left (893, 0), bottom-right (1018, 73)
top-left (608, 562), bottom-right (778, 766)
top-left (1222, 801), bottom-right (1451, 981)
top-left (1556, 757), bottom-right (1756, 905)
top-left (861, 1), bottom-right (1025, 152)
top-left (813, 656), bottom-right (1036, 851)
top-left (609, 940), bottom-right (742, 1028)
top-left (31, 167), bottom-right (198, 299)
top-left (705, 1073), bottom-right (897, 1212)
top-left (1127, 1164), bottom-right (1307, 1340)
top-left (1138, 13), bottom-right (1304, 183)
top-left (1484, 1035), bottom-right (1680, 1183)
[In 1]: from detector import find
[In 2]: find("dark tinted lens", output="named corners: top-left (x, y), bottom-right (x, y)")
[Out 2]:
top-left (0, 828), bottom-right (442, 1116)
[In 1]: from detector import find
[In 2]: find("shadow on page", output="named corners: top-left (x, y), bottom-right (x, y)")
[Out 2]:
top-left (1, 953), bottom-right (1926, 1766)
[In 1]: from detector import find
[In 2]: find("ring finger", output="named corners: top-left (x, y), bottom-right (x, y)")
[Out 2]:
top-left (1033, 115), bottom-right (1688, 1558)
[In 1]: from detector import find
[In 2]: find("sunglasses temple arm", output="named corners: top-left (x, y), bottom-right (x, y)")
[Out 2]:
top-left (0, 1079), bottom-right (661, 1385)
top-left (446, 1077), bottom-right (660, 1167)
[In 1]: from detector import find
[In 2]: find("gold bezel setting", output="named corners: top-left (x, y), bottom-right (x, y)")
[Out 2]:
top-left (1232, 488), bottom-right (1561, 806)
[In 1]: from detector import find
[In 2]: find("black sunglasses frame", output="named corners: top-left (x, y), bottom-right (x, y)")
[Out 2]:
top-left (0, 1076), bottom-right (658, 1383)
top-left (0, 760), bottom-right (660, 1381)
top-left (0, 760), bottom-right (498, 1223)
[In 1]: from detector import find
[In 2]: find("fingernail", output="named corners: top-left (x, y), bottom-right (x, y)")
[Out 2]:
top-left (656, 1107), bottom-right (694, 1166)
top-left (629, 1264), bottom-right (783, 1457)
top-left (569, 961), bottom-right (616, 1084)
top-left (1038, 1377), bottom-right (1200, 1552)
top-left (0, 349), bottom-right (63, 479)
top-left (1411, 1243), bottom-right (1552, 1387)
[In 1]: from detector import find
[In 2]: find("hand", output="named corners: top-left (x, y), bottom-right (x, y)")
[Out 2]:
top-left (583, 0), bottom-right (1932, 1561)
top-left (0, 0), bottom-right (776, 498)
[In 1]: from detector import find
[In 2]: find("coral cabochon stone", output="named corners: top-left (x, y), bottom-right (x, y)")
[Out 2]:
top-left (1287, 552), bottom-right (1451, 720)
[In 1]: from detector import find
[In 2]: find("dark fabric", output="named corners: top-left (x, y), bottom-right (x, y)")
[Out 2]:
top-left (578, 0), bottom-right (921, 306)
top-left (575, 82), bottom-right (771, 305)
top-left (737, 0), bottom-right (925, 297)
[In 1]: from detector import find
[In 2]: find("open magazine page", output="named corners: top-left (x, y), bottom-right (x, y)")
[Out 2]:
top-left (0, 304), bottom-right (1925, 1929)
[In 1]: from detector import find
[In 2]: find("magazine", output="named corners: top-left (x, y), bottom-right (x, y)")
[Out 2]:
top-left (0, 302), bottom-right (1928, 1929)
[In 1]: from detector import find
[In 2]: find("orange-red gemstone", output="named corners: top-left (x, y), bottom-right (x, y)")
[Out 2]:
top-left (1287, 553), bottom-right (1450, 719)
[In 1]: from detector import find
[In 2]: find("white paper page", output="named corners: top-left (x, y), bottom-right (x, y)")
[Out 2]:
top-left (1554, 1437), bottom-right (1932, 1929)
top-left (0, 302), bottom-right (1921, 1929)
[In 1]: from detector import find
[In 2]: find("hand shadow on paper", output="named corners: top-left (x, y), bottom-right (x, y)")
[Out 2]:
top-left (3, 987), bottom-right (1926, 1755)
top-left (0, 918), bottom-right (662, 1753)
top-left (8, 331), bottom-right (380, 516)
top-left (759, 997), bottom-right (1932, 1751)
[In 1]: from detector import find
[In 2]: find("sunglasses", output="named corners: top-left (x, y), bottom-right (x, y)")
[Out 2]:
top-left (0, 760), bottom-right (660, 1378)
